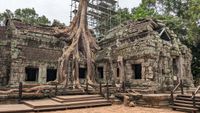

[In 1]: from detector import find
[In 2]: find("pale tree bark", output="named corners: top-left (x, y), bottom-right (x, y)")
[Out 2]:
top-left (55, 0), bottom-right (99, 88)
top-left (117, 56), bottom-right (125, 84)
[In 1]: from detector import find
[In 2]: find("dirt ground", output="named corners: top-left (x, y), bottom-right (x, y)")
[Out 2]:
top-left (45, 105), bottom-right (185, 113)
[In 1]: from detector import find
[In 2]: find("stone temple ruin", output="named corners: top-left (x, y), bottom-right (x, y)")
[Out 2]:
top-left (0, 18), bottom-right (193, 92)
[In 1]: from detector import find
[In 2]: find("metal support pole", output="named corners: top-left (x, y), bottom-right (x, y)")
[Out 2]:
top-left (18, 82), bottom-right (22, 103)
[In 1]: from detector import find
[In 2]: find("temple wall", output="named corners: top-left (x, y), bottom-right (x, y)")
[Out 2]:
top-left (9, 31), bottom-right (64, 85)
top-left (0, 40), bottom-right (11, 86)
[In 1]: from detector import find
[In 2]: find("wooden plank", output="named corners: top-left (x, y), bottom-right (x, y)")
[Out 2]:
top-left (23, 99), bottom-right (64, 108)
top-left (0, 104), bottom-right (33, 113)
top-left (63, 99), bottom-right (110, 106)
top-left (55, 95), bottom-right (100, 100)
top-left (52, 96), bottom-right (104, 103)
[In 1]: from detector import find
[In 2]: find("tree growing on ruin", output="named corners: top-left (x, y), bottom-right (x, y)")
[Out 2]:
top-left (54, 0), bottom-right (99, 88)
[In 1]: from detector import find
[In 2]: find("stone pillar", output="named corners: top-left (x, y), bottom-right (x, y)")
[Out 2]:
top-left (177, 56), bottom-right (183, 79)
top-left (38, 64), bottom-right (47, 84)
top-left (125, 62), bottom-right (132, 80)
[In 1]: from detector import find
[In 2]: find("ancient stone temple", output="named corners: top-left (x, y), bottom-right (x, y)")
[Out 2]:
top-left (96, 19), bottom-right (193, 91)
top-left (0, 19), bottom-right (65, 86)
top-left (0, 18), bottom-right (194, 91)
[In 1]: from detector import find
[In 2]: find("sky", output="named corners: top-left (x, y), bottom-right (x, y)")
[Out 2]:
top-left (0, 0), bottom-right (141, 25)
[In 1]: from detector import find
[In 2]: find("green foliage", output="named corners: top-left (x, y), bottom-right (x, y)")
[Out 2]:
top-left (52, 19), bottom-right (65, 27)
top-left (0, 8), bottom-right (51, 25)
top-left (131, 5), bottom-right (155, 20)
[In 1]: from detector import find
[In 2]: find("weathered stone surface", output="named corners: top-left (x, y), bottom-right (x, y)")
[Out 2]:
top-left (0, 19), bottom-right (65, 86)
top-left (0, 18), bottom-right (193, 92)
top-left (96, 19), bottom-right (193, 91)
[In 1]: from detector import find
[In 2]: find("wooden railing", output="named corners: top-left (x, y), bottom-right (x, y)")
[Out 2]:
top-left (191, 85), bottom-right (200, 107)
top-left (171, 79), bottom-right (184, 105)
top-left (18, 82), bottom-right (23, 103)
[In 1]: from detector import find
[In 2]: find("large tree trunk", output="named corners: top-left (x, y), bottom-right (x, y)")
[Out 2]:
top-left (55, 0), bottom-right (99, 88)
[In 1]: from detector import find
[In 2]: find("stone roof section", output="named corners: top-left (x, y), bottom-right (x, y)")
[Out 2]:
top-left (9, 19), bottom-right (68, 37)
top-left (96, 19), bottom-right (186, 61)
top-left (100, 19), bottom-right (166, 43)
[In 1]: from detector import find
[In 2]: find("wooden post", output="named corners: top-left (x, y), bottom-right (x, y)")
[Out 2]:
top-left (122, 81), bottom-right (125, 93)
top-left (192, 92), bottom-right (196, 107)
top-left (106, 80), bottom-right (109, 100)
top-left (170, 91), bottom-right (174, 106)
top-left (99, 81), bottom-right (102, 95)
top-left (18, 82), bottom-right (23, 103)
top-left (180, 80), bottom-right (184, 94)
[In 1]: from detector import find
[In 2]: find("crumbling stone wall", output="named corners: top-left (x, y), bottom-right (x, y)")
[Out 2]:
top-left (0, 27), bottom-right (11, 86)
top-left (96, 19), bottom-right (193, 91)
top-left (0, 41), bottom-right (11, 86)
top-left (1, 19), bottom-right (65, 85)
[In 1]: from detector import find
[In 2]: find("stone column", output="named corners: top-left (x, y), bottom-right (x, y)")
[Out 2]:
top-left (38, 64), bottom-right (47, 84)
top-left (177, 56), bottom-right (184, 80)
top-left (125, 62), bottom-right (132, 80)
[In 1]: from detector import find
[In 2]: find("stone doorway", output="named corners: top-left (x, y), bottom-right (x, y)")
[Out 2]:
top-left (97, 67), bottom-right (104, 79)
top-left (132, 64), bottom-right (142, 79)
top-left (25, 67), bottom-right (39, 81)
top-left (46, 69), bottom-right (57, 82)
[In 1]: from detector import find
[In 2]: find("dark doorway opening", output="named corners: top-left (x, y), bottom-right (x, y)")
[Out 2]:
top-left (79, 68), bottom-right (86, 79)
top-left (25, 67), bottom-right (39, 81)
top-left (117, 68), bottom-right (120, 77)
top-left (97, 67), bottom-right (104, 79)
top-left (132, 64), bottom-right (142, 79)
top-left (47, 69), bottom-right (57, 82)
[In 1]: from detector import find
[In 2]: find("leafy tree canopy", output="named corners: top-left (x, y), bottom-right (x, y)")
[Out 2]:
top-left (0, 8), bottom-right (51, 25)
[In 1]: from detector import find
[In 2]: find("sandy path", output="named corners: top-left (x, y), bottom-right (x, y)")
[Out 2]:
top-left (44, 105), bottom-right (185, 113)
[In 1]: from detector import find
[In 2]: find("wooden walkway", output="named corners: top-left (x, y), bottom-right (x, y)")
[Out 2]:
top-left (0, 95), bottom-right (111, 113)
top-left (0, 104), bottom-right (33, 113)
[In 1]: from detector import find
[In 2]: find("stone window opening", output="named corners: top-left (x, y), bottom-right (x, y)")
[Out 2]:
top-left (79, 67), bottom-right (87, 79)
top-left (46, 68), bottom-right (57, 82)
top-left (132, 64), bottom-right (142, 79)
top-left (97, 67), bottom-right (104, 79)
top-left (25, 67), bottom-right (39, 82)
top-left (158, 28), bottom-right (171, 41)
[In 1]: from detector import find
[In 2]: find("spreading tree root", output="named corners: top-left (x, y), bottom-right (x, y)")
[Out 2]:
top-left (54, 0), bottom-right (99, 88)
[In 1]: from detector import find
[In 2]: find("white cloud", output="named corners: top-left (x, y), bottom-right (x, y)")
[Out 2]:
top-left (0, 0), bottom-right (141, 25)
